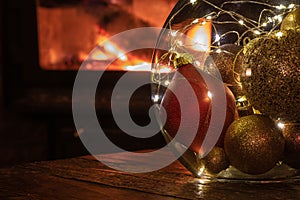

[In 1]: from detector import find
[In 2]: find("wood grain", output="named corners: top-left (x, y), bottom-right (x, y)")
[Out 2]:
top-left (1, 150), bottom-right (300, 200)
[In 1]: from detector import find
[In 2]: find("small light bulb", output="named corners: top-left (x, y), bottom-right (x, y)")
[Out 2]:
top-left (206, 16), bottom-right (212, 20)
top-left (288, 4), bottom-right (295, 9)
top-left (276, 4), bottom-right (286, 10)
top-left (153, 95), bottom-right (160, 103)
top-left (262, 22), bottom-right (268, 27)
top-left (268, 17), bottom-right (273, 23)
top-left (274, 15), bottom-right (282, 21)
top-left (274, 15), bottom-right (283, 22)
top-left (215, 34), bottom-right (221, 41)
top-left (275, 31), bottom-right (284, 38)
top-left (170, 31), bottom-right (177, 37)
top-left (238, 20), bottom-right (244, 25)
top-left (190, 0), bottom-right (197, 4)
top-left (195, 61), bottom-right (201, 66)
top-left (207, 91), bottom-right (213, 99)
top-left (254, 30), bottom-right (261, 35)
top-left (192, 19), bottom-right (199, 24)
top-left (277, 122), bottom-right (285, 129)
top-left (216, 49), bottom-right (222, 53)
top-left (246, 68), bottom-right (252, 77)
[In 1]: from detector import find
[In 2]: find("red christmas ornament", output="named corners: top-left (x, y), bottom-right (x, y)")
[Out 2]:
top-left (160, 64), bottom-right (236, 155)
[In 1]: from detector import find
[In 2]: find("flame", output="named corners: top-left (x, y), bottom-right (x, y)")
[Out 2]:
top-left (186, 19), bottom-right (212, 52)
top-left (78, 22), bottom-right (211, 71)
top-left (91, 35), bottom-right (128, 62)
top-left (78, 34), bottom-right (154, 71)
top-left (102, 40), bottom-right (128, 61)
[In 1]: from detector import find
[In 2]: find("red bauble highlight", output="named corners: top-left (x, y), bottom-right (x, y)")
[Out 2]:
top-left (161, 64), bottom-right (236, 154)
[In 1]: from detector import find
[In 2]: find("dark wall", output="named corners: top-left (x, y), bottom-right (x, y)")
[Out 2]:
top-left (0, 1), bottom-right (49, 167)
top-left (0, 0), bottom-right (166, 167)
top-left (0, 0), bottom-right (3, 107)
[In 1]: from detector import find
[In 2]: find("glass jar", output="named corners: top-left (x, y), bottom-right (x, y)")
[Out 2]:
top-left (151, 0), bottom-right (300, 181)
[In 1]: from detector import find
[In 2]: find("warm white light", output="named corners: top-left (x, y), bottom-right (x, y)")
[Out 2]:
top-left (195, 60), bottom-right (201, 66)
top-left (153, 95), bottom-right (160, 103)
top-left (288, 4), bottom-right (295, 9)
top-left (238, 20), bottom-right (244, 25)
top-left (193, 19), bottom-right (199, 24)
top-left (278, 16), bottom-right (283, 22)
top-left (190, 0), bottom-right (197, 4)
top-left (170, 31), bottom-right (177, 37)
top-left (177, 40), bottom-right (183, 46)
top-left (196, 166), bottom-right (205, 177)
top-left (206, 16), bottom-right (212, 20)
top-left (274, 15), bottom-right (282, 22)
top-left (254, 30), bottom-right (261, 35)
top-left (207, 91), bottom-right (213, 99)
top-left (275, 31), bottom-right (284, 38)
top-left (268, 17), bottom-right (273, 23)
top-left (277, 122), bottom-right (285, 129)
top-left (216, 48), bottom-right (222, 53)
top-left (276, 4), bottom-right (286, 10)
top-left (262, 22), bottom-right (268, 27)
top-left (237, 96), bottom-right (247, 103)
top-left (246, 68), bottom-right (252, 77)
top-left (215, 34), bottom-right (221, 41)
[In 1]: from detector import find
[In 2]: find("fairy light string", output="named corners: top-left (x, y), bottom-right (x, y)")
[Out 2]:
top-left (154, 0), bottom-right (299, 88)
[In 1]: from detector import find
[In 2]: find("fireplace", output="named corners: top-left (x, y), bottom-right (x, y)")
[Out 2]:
top-left (1, 0), bottom-right (177, 163)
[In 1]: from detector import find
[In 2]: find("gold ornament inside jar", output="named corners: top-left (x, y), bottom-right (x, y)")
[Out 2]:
top-left (151, 0), bottom-right (300, 182)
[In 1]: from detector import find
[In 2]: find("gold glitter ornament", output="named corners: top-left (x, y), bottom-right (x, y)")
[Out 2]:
top-left (224, 115), bottom-right (285, 175)
top-left (204, 44), bottom-right (244, 98)
top-left (282, 123), bottom-right (300, 169)
top-left (202, 147), bottom-right (229, 174)
top-left (241, 29), bottom-right (300, 121)
top-left (281, 7), bottom-right (300, 30)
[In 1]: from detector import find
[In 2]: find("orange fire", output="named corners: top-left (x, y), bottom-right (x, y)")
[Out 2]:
top-left (80, 21), bottom-right (212, 71)
top-left (186, 19), bottom-right (212, 52)
top-left (79, 34), bottom-right (152, 71)
top-left (185, 18), bottom-right (212, 67)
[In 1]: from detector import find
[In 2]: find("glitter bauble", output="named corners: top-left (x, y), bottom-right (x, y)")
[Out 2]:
top-left (202, 147), bottom-right (229, 174)
top-left (241, 29), bottom-right (300, 121)
top-left (282, 123), bottom-right (300, 169)
top-left (151, 0), bottom-right (300, 179)
top-left (204, 44), bottom-right (244, 97)
top-left (281, 8), bottom-right (300, 30)
top-left (161, 64), bottom-right (236, 154)
top-left (224, 115), bottom-right (285, 175)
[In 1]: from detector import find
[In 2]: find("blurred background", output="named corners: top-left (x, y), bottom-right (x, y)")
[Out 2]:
top-left (0, 0), bottom-right (178, 167)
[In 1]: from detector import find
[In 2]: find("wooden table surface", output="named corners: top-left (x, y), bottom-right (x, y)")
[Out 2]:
top-left (1, 149), bottom-right (300, 200)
